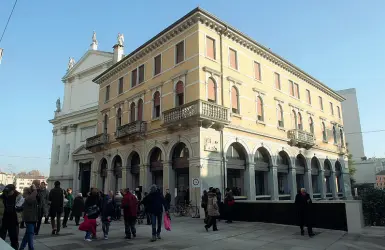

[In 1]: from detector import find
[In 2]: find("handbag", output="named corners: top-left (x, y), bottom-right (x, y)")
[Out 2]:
top-left (163, 213), bottom-right (171, 231)
top-left (86, 205), bottom-right (100, 219)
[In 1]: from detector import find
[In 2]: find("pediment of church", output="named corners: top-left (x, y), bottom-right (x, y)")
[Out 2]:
top-left (63, 50), bottom-right (113, 80)
top-left (72, 145), bottom-right (92, 156)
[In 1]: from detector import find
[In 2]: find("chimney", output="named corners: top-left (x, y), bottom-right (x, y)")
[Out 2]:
top-left (113, 33), bottom-right (124, 63)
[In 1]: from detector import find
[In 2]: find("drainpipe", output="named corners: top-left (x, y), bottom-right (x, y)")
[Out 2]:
top-left (219, 25), bottom-right (228, 195)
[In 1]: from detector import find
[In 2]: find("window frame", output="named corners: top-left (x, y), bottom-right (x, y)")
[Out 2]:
top-left (175, 80), bottom-right (185, 107)
top-left (205, 36), bottom-right (216, 60)
top-left (116, 108), bottom-right (122, 130)
top-left (138, 64), bottom-right (145, 84)
top-left (319, 96), bottom-right (324, 111)
top-left (294, 83), bottom-right (300, 99)
top-left (153, 54), bottom-right (162, 76)
top-left (137, 99), bottom-right (144, 121)
top-left (153, 91), bottom-right (161, 119)
top-left (103, 114), bottom-right (108, 134)
top-left (274, 72), bottom-right (281, 90)
top-left (277, 104), bottom-right (284, 128)
top-left (130, 102), bottom-right (136, 123)
top-left (105, 85), bottom-right (110, 102)
top-left (306, 89), bottom-right (311, 105)
top-left (228, 47), bottom-right (238, 70)
top-left (175, 40), bottom-right (185, 65)
top-left (309, 117), bottom-right (314, 134)
top-left (231, 85), bottom-right (240, 114)
top-left (118, 77), bottom-right (124, 95)
top-left (207, 77), bottom-right (217, 103)
top-left (253, 61), bottom-right (261, 81)
top-left (289, 80), bottom-right (294, 96)
top-left (256, 95), bottom-right (264, 122)
top-left (337, 106), bottom-right (341, 119)
top-left (330, 102), bottom-right (334, 116)
top-left (131, 68), bottom-right (138, 88)
top-left (322, 122), bottom-right (327, 142)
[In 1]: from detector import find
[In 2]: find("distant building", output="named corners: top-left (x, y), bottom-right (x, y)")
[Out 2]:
top-left (0, 172), bottom-right (15, 185)
top-left (15, 175), bottom-right (47, 193)
top-left (376, 169), bottom-right (385, 189)
top-left (354, 158), bottom-right (385, 186)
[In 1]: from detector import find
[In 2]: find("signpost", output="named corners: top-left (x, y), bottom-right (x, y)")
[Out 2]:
top-left (191, 178), bottom-right (200, 218)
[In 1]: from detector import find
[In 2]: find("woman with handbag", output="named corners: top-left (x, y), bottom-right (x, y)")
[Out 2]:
top-left (84, 188), bottom-right (101, 239)
top-left (204, 187), bottom-right (220, 232)
top-left (224, 188), bottom-right (235, 223)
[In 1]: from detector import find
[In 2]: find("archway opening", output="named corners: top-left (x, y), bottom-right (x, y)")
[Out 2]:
top-left (79, 161), bottom-right (91, 196)
top-left (277, 151), bottom-right (290, 198)
top-left (254, 147), bottom-right (271, 198)
top-left (100, 158), bottom-right (108, 193)
top-left (335, 161), bottom-right (343, 197)
top-left (129, 152), bottom-right (140, 190)
top-left (295, 154), bottom-right (306, 192)
top-left (324, 159), bottom-right (332, 197)
top-left (172, 142), bottom-right (190, 205)
top-left (149, 147), bottom-right (163, 191)
top-left (226, 142), bottom-right (246, 196)
top-left (311, 157), bottom-right (321, 198)
top-left (112, 155), bottom-right (122, 192)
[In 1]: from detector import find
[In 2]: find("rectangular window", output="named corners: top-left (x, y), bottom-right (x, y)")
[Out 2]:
top-left (294, 83), bottom-right (300, 99)
top-left (289, 80), bottom-right (294, 96)
top-left (254, 61), bottom-right (261, 81)
top-left (229, 48), bottom-right (238, 70)
top-left (138, 64), bottom-right (145, 84)
top-left (337, 106), bottom-right (341, 118)
top-left (105, 85), bottom-right (110, 102)
top-left (206, 36), bottom-right (216, 60)
top-left (118, 77), bottom-right (123, 94)
top-left (319, 96), bottom-right (323, 110)
top-left (176, 41), bottom-right (184, 64)
top-left (274, 72), bottom-right (281, 90)
top-left (154, 54), bottom-right (161, 76)
top-left (306, 89), bottom-right (311, 104)
top-left (330, 102), bottom-right (334, 115)
top-left (131, 69), bottom-right (137, 87)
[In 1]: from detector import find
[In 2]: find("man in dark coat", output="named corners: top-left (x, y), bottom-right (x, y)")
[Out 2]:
top-left (121, 188), bottom-right (138, 239)
top-left (295, 188), bottom-right (315, 237)
top-left (71, 193), bottom-right (85, 226)
top-left (48, 181), bottom-right (64, 235)
top-left (35, 181), bottom-right (49, 234)
top-left (164, 189), bottom-right (171, 211)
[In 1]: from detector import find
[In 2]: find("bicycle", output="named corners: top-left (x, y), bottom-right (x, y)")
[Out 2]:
top-left (172, 201), bottom-right (199, 218)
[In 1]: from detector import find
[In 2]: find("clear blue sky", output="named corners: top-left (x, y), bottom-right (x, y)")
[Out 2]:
top-left (0, 0), bottom-right (384, 175)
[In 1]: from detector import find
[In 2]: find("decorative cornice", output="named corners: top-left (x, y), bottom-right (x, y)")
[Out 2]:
top-left (226, 76), bottom-right (242, 85)
top-left (149, 82), bottom-right (164, 92)
top-left (288, 103), bottom-right (304, 111)
top-left (274, 97), bottom-right (284, 103)
top-left (127, 90), bottom-right (146, 103)
top-left (171, 70), bottom-right (188, 81)
top-left (100, 108), bottom-right (110, 115)
top-left (203, 66), bottom-right (221, 76)
top-left (113, 101), bottom-right (125, 108)
top-left (69, 124), bottom-right (77, 131)
top-left (320, 116), bottom-right (327, 121)
top-left (307, 111), bottom-right (315, 116)
top-left (252, 87), bottom-right (266, 95)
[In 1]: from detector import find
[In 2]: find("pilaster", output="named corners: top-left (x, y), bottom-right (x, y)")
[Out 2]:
top-left (105, 169), bottom-right (114, 194)
top-left (59, 126), bottom-right (68, 168)
top-left (304, 170), bottom-right (313, 198)
top-left (269, 166), bottom-right (279, 201)
top-left (244, 163), bottom-right (256, 199)
top-left (162, 161), bottom-right (174, 202)
top-left (320, 169), bottom-right (327, 199)
top-left (331, 170), bottom-right (338, 199)
top-left (288, 167), bottom-right (297, 200)
top-left (73, 161), bottom-right (78, 193)
top-left (121, 166), bottom-right (127, 189)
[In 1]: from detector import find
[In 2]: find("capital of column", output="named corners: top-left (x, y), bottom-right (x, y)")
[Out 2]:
top-left (52, 128), bottom-right (58, 135)
top-left (60, 126), bottom-right (68, 133)
top-left (69, 124), bottom-right (77, 131)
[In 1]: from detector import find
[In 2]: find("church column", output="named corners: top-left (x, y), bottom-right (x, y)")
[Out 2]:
top-left (59, 126), bottom-right (68, 175)
top-left (72, 161), bottom-right (79, 193)
top-left (121, 166), bottom-right (127, 190)
top-left (331, 170), bottom-right (338, 199)
top-left (49, 129), bottom-right (58, 186)
top-left (68, 124), bottom-right (77, 186)
top-left (269, 166), bottom-right (279, 201)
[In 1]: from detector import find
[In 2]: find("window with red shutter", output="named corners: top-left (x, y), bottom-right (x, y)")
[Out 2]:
top-left (257, 96), bottom-right (263, 121)
top-left (138, 65), bottom-right (145, 84)
top-left (207, 78), bottom-right (216, 103)
top-left (294, 83), bottom-right (299, 99)
top-left (153, 91), bottom-right (161, 118)
top-left (292, 110), bottom-right (297, 129)
top-left (176, 41), bottom-right (184, 64)
top-left (206, 37), bottom-right (215, 60)
top-left (254, 62), bottom-right (261, 81)
top-left (229, 49), bottom-right (238, 69)
top-left (275, 73), bottom-right (281, 90)
top-left (306, 89), bottom-right (311, 104)
top-left (289, 80), bottom-right (294, 96)
top-left (175, 81), bottom-right (184, 106)
top-left (137, 99), bottom-right (143, 121)
top-left (231, 86), bottom-right (239, 113)
top-left (131, 69), bottom-right (137, 87)
top-left (130, 102), bottom-right (136, 122)
top-left (154, 55), bottom-right (161, 75)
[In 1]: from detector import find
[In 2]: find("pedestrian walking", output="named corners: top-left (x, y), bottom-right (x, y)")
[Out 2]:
top-left (71, 193), bottom-right (85, 226)
top-left (141, 185), bottom-right (169, 242)
top-left (85, 188), bottom-right (101, 239)
top-left (122, 188), bottom-right (138, 239)
top-left (224, 187), bottom-right (234, 223)
top-left (295, 188), bottom-right (315, 237)
top-left (101, 191), bottom-right (116, 240)
top-left (48, 181), bottom-right (64, 235)
top-left (35, 181), bottom-right (49, 235)
top-left (63, 188), bottom-right (74, 228)
top-left (79, 214), bottom-right (97, 242)
top-left (114, 191), bottom-right (123, 220)
top-left (204, 187), bottom-right (219, 232)
top-left (201, 190), bottom-right (208, 223)
top-left (0, 184), bottom-right (23, 250)
top-left (164, 189), bottom-right (171, 211)
top-left (19, 187), bottom-right (29, 229)
top-left (19, 185), bottom-right (38, 250)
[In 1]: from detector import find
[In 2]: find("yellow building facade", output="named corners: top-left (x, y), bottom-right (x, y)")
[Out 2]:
top-left (86, 8), bottom-right (351, 203)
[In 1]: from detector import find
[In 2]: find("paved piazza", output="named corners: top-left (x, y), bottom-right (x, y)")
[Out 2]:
top-left (4, 217), bottom-right (385, 249)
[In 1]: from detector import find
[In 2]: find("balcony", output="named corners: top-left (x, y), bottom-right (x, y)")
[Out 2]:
top-left (337, 145), bottom-right (346, 155)
top-left (115, 121), bottom-right (146, 143)
top-left (162, 100), bottom-right (230, 131)
top-left (86, 133), bottom-right (109, 152)
top-left (288, 129), bottom-right (315, 149)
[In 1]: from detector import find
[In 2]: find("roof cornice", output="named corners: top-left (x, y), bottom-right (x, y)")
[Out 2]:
top-left (49, 105), bottom-right (98, 124)
top-left (93, 7), bottom-right (345, 102)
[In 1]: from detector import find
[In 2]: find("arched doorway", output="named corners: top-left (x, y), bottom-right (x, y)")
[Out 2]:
top-left (295, 154), bottom-right (306, 192)
top-left (100, 158), bottom-right (108, 193)
top-left (335, 161), bottom-right (343, 197)
top-left (226, 142), bottom-right (246, 196)
top-left (149, 147), bottom-right (163, 191)
top-left (324, 159), bottom-right (332, 197)
top-left (254, 147), bottom-right (271, 198)
top-left (311, 157), bottom-right (321, 198)
top-left (79, 161), bottom-right (91, 196)
top-left (172, 142), bottom-right (190, 204)
top-left (277, 151), bottom-right (291, 198)
top-left (112, 155), bottom-right (122, 192)
top-left (129, 152), bottom-right (140, 191)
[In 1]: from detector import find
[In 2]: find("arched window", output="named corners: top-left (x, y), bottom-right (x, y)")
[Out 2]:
top-left (292, 110), bottom-right (297, 129)
top-left (130, 102), bottom-right (136, 122)
top-left (256, 96), bottom-right (264, 121)
top-left (322, 122), bottom-right (327, 141)
top-left (340, 128), bottom-right (344, 146)
top-left (231, 86), bottom-right (239, 114)
top-left (137, 99), bottom-right (143, 121)
top-left (175, 81), bottom-right (184, 106)
top-left (309, 117), bottom-right (314, 134)
top-left (298, 112), bottom-right (303, 130)
top-left (153, 91), bottom-right (161, 118)
top-left (333, 125), bottom-right (337, 144)
top-left (277, 104), bottom-right (284, 127)
top-left (207, 78), bottom-right (216, 103)
top-left (116, 108), bottom-right (122, 129)
top-left (103, 114), bottom-right (108, 134)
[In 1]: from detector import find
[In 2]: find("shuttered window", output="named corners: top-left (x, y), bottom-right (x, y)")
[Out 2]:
top-left (176, 41), bottom-right (184, 64)
top-left (153, 91), bottom-right (161, 118)
top-left (130, 102), bottom-right (136, 122)
top-left (229, 48), bottom-right (238, 70)
top-left (298, 112), bottom-right (303, 130)
top-left (309, 117), bottom-right (314, 134)
top-left (306, 89), bottom-right (311, 105)
top-left (330, 102), bottom-right (334, 115)
top-left (118, 77), bottom-right (124, 94)
top-left (277, 104), bottom-right (284, 127)
top-left (322, 122), bottom-right (327, 141)
top-left (207, 78), bottom-right (216, 103)
top-left (116, 108), bottom-right (122, 129)
top-left (105, 85), bottom-right (110, 102)
top-left (254, 61), bottom-right (261, 81)
top-left (103, 114), bottom-right (108, 134)
top-left (274, 72), bottom-right (281, 90)
top-left (154, 55), bottom-right (161, 75)
top-left (257, 96), bottom-right (263, 121)
top-left (131, 69), bottom-right (137, 87)
top-left (294, 83), bottom-right (300, 99)
top-left (231, 86), bottom-right (239, 113)
top-left (206, 37), bottom-right (215, 60)
top-left (175, 81), bottom-right (184, 106)
top-left (319, 96), bottom-right (323, 110)
top-left (138, 65), bottom-right (145, 84)
top-left (137, 99), bottom-right (143, 121)
top-left (289, 80), bottom-right (294, 96)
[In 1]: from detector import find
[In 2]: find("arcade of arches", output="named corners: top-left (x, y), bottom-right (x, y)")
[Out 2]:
top-left (91, 141), bottom-right (349, 202)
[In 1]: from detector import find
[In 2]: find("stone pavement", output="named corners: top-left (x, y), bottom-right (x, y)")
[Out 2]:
top-left (5, 217), bottom-right (385, 250)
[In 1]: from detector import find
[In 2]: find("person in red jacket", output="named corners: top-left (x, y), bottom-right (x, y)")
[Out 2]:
top-left (79, 215), bottom-right (97, 242)
top-left (121, 188), bottom-right (138, 239)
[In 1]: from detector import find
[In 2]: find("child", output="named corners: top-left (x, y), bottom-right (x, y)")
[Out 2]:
top-left (79, 215), bottom-right (97, 242)
top-left (101, 192), bottom-right (116, 240)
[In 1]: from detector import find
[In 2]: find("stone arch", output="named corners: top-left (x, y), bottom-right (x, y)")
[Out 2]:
top-left (252, 143), bottom-right (274, 165)
top-left (146, 143), bottom-right (167, 165)
top-left (295, 154), bottom-right (307, 192)
top-left (167, 137), bottom-right (194, 163)
top-left (98, 158), bottom-right (108, 193)
top-left (276, 150), bottom-right (292, 168)
top-left (98, 157), bottom-right (108, 173)
top-left (224, 138), bottom-right (251, 164)
top-left (254, 146), bottom-right (273, 167)
top-left (324, 159), bottom-right (333, 194)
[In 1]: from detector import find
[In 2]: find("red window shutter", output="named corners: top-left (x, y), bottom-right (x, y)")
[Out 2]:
top-left (254, 62), bottom-right (261, 80)
top-left (206, 37), bottom-right (215, 59)
top-left (208, 78), bottom-right (216, 102)
top-left (137, 99), bottom-right (143, 121)
top-left (131, 69), bottom-right (137, 87)
top-left (176, 41), bottom-right (184, 64)
top-left (306, 90), bottom-right (311, 104)
top-left (130, 103), bottom-right (136, 122)
top-left (231, 86), bottom-right (238, 109)
top-left (289, 81), bottom-right (294, 96)
top-left (229, 49), bottom-right (237, 69)
top-left (154, 91), bottom-right (160, 106)
top-left (275, 73), bottom-right (280, 89)
top-left (176, 81), bottom-right (184, 94)
top-left (294, 83), bottom-right (299, 98)
top-left (154, 55), bottom-right (161, 75)
top-left (138, 65), bottom-right (145, 84)
top-left (257, 97), bottom-right (262, 115)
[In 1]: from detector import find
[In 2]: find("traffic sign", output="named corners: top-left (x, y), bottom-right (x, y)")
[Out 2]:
top-left (191, 178), bottom-right (200, 188)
